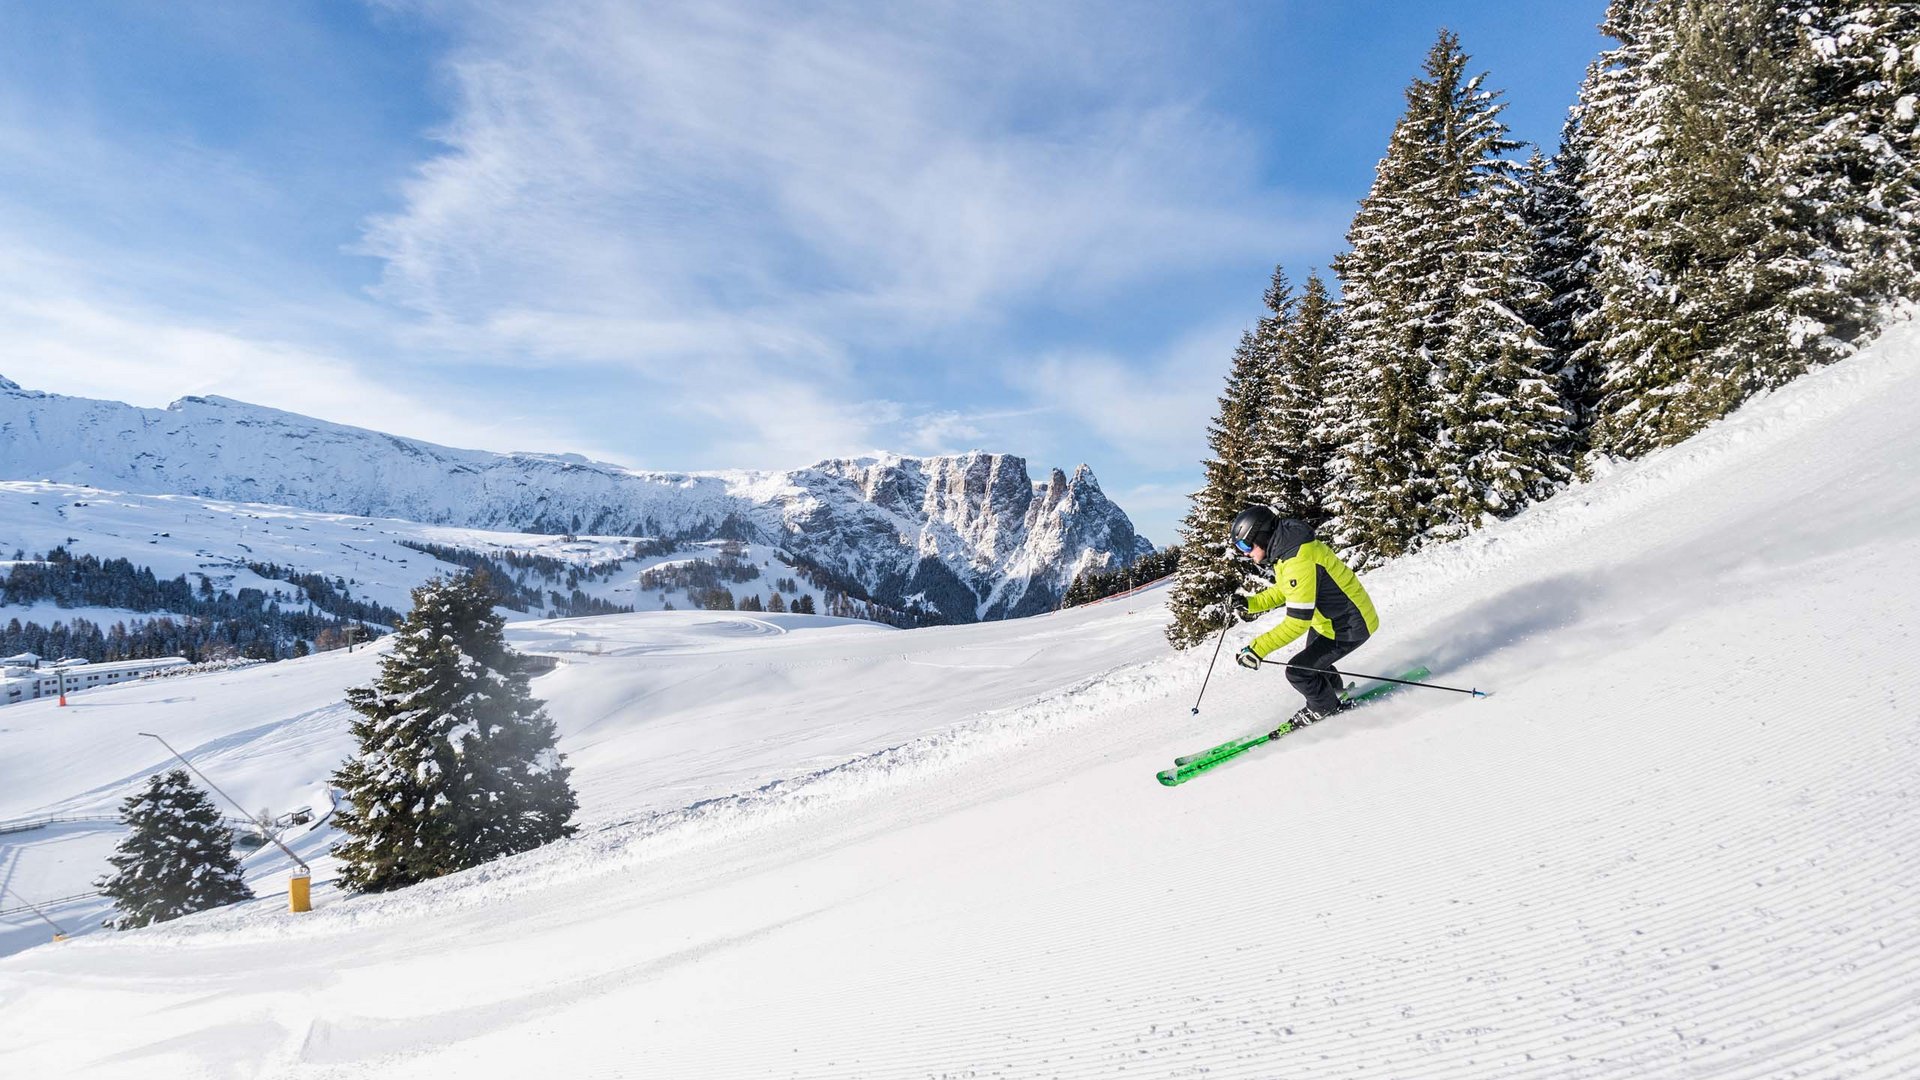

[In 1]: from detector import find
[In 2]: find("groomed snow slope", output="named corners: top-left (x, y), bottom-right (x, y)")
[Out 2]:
top-left (2, 318), bottom-right (1918, 1077)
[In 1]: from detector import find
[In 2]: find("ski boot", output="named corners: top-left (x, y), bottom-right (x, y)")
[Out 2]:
top-left (1277, 704), bottom-right (1329, 733)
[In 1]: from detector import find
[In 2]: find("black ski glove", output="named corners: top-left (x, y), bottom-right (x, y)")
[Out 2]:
top-left (1235, 646), bottom-right (1261, 671)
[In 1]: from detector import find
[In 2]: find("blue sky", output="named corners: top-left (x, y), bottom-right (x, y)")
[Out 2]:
top-left (0, 1), bottom-right (1607, 546)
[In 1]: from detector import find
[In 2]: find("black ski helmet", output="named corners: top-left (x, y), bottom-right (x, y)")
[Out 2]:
top-left (1230, 506), bottom-right (1314, 562)
top-left (1229, 505), bottom-right (1279, 554)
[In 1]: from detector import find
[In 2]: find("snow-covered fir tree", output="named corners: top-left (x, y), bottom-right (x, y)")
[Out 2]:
top-left (330, 571), bottom-right (577, 892)
top-left (1427, 164), bottom-right (1571, 541)
top-left (1777, 0), bottom-right (1920, 329)
top-left (1159, 2), bottom-right (1915, 610)
top-left (1658, 0), bottom-right (1841, 433)
top-left (1239, 266), bottom-right (1297, 511)
top-left (1522, 133), bottom-right (1606, 464)
top-left (1330, 30), bottom-right (1557, 560)
top-left (1165, 329), bottom-right (1277, 649)
top-left (1578, 0), bottom-right (1911, 457)
top-left (1262, 270), bottom-right (1344, 527)
top-left (96, 769), bottom-right (253, 930)
top-left (1577, 0), bottom-right (1696, 459)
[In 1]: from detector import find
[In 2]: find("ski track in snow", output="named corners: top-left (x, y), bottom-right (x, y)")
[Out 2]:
top-left (1, 315), bottom-right (1917, 1077)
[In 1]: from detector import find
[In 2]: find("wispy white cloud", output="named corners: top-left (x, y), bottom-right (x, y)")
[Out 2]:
top-left (1006, 317), bottom-right (1242, 470)
top-left (0, 243), bottom-right (547, 456)
top-left (889, 405), bottom-right (1057, 459)
top-left (0, 0), bottom-right (1316, 522)
top-left (359, 0), bottom-right (1308, 392)
top-left (1109, 481), bottom-right (1203, 546)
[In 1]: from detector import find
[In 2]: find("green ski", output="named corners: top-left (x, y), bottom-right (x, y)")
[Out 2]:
top-left (1157, 728), bottom-right (1287, 785)
top-left (1171, 666), bottom-right (1428, 767)
top-left (1170, 731), bottom-right (1272, 770)
top-left (1171, 666), bottom-right (1429, 767)
top-left (1160, 666), bottom-right (1431, 786)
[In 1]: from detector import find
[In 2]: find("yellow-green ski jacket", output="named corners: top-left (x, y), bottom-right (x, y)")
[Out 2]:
top-left (1245, 541), bottom-right (1380, 658)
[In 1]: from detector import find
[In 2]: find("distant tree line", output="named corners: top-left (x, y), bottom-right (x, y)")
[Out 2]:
top-left (396, 540), bottom-right (636, 614)
top-left (546, 589), bottom-right (634, 618)
top-left (1062, 546), bottom-right (1180, 609)
top-left (402, 533), bottom-right (1074, 629)
top-left (779, 552), bottom-right (943, 628)
top-left (737, 592), bottom-right (814, 614)
top-left (400, 537), bottom-right (934, 626)
top-left (682, 587), bottom-right (818, 614)
top-left (0, 547), bottom-right (398, 662)
top-left (1168, 6), bottom-right (1920, 647)
top-left (244, 562), bottom-right (407, 627)
top-left (637, 548), bottom-right (762, 593)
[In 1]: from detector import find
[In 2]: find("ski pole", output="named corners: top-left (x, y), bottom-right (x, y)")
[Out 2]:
top-left (1189, 604), bottom-right (1237, 714)
top-left (1257, 659), bottom-right (1488, 697)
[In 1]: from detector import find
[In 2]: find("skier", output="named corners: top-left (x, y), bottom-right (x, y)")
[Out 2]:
top-left (1227, 505), bottom-right (1379, 728)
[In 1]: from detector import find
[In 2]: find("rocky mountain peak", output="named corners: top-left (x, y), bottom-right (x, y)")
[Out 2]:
top-left (0, 381), bottom-right (1152, 622)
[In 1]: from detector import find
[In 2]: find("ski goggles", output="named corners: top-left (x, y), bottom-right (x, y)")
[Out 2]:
top-left (1232, 537), bottom-right (1254, 554)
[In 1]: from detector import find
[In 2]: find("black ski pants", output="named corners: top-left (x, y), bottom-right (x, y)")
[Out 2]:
top-left (1287, 632), bottom-right (1366, 716)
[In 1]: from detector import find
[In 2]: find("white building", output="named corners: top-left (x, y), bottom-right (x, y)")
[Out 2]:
top-left (0, 657), bottom-right (190, 705)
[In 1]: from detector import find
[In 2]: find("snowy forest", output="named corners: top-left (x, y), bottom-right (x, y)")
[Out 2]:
top-left (1062, 545), bottom-right (1183, 608)
top-left (0, 547), bottom-right (401, 662)
top-left (1168, 2), bottom-right (1919, 646)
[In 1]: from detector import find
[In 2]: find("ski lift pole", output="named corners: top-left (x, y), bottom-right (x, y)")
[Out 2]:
top-left (138, 732), bottom-right (312, 912)
top-left (2, 884), bottom-right (69, 942)
top-left (1190, 603), bottom-right (1237, 715)
top-left (1255, 659), bottom-right (1488, 697)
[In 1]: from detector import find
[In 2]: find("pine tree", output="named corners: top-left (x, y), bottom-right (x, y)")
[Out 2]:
top-left (1264, 270), bottom-right (1343, 527)
top-left (1330, 30), bottom-right (1555, 560)
top-left (1580, 0), bottom-right (1881, 456)
top-left (96, 769), bottom-right (253, 930)
top-left (1240, 267), bottom-right (1295, 511)
top-left (1778, 1), bottom-right (1920, 328)
top-left (1165, 329), bottom-right (1277, 648)
top-left (1427, 142), bottom-right (1571, 541)
top-left (1579, 0), bottom-right (1698, 459)
top-left (1659, 0), bottom-right (1838, 433)
top-left (1523, 133), bottom-right (1606, 462)
top-left (330, 572), bottom-right (577, 893)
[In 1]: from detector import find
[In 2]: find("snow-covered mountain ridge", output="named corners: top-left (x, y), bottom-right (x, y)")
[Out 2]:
top-left (0, 381), bottom-right (1151, 620)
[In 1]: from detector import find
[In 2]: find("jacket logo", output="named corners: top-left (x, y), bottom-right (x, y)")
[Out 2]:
top-left (1288, 579), bottom-right (1297, 588)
